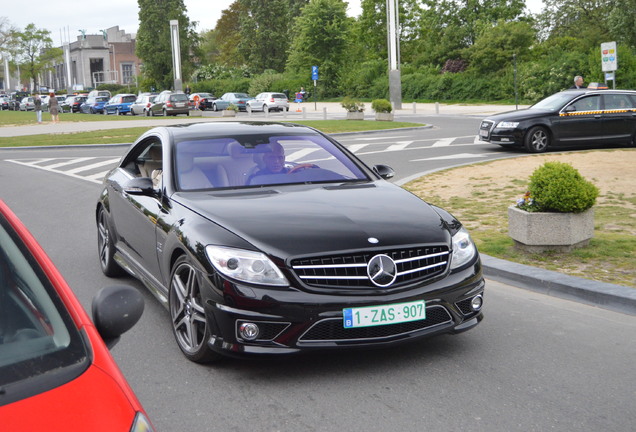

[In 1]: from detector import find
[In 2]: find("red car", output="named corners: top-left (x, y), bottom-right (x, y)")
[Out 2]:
top-left (0, 200), bottom-right (154, 431)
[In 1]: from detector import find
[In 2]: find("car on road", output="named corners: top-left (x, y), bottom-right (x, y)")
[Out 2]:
top-left (79, 96), bottom-right (109, 114)
top-left (478, 89), bottom-right (636, 153)
top-left (130, 94), bottom-right (157, 116)
top-left (0, 97), bottom-right (9, 110)
top-left (147, 91), bottom-right (190, 116)
top-left (96, 121), bottom-right (485, 363)
top-left (246, 92), bottom-right (290, 112)
top-left (61, 95), bottom-right (87, 113)
top-left (189, 92), bottom-right (216, 110)
top-left (0, 200), bottom-right (154, 431)
top-left (103, 93), bottom-right (137, 115)
top-left (211, 92), bottom-right (252, 111)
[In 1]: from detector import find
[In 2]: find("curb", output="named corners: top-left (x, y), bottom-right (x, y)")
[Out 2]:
top-left (481, 254), bottom-right (636, 316)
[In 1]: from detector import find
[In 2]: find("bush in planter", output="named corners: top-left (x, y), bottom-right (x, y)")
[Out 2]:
top-left (341, 97), bottom-right (365, 112)
top-left (517, 162), bottom-right (599, 213)
top-left (226, 103), bottom-right (239, 112)
top-left (371, 98), bottom-right (392, 113)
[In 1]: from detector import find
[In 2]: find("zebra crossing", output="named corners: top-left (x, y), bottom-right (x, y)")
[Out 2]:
top-left (4, 135), bottom-right (484, 184)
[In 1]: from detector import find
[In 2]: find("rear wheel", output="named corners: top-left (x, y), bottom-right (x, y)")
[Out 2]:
top-left (169, 256), bottom-right (219, 363)
top-left (212, 103), bottom-right (218, 111)
top-left (97, 207), bottom-right (125, 277)
top-left (524, 126), bottom-right (549, 153)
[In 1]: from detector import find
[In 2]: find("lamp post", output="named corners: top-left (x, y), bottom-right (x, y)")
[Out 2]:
top-left (169, 20), bottom-right (183, 91)
top-left (386, 0), bottom-right (402, 109)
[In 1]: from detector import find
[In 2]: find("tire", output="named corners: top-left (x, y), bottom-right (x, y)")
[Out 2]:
top-left (150, 109), bottom-right (154, 117)
top-left (524, 126), bottom-right (550, 153)
top-left (116, 108), bottom-right (121, 116)
top-left (186, 111), bottom-right (190, 116)
top-left (169, 256), bottom-right (219, 363)
top-left (90, 108), bottom-right (95, 114)
top-left (97, 207), bottom-right (125, 277)
top-left (145, 109), bottom-right (150, 116)
top-left (212, 103), bottom-right (218, 112)
top-left (131, 109), bottom-right (136, 116)
top-left (163, 108), bottom-right (168, 117)
top-left (103, 108), bottom-right (108, 115)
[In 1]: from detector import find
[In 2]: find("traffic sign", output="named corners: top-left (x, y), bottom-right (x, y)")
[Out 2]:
top-left (601, 42), bottom-right (617, 72)
top-left (312, 66), bottom-right (319, 80)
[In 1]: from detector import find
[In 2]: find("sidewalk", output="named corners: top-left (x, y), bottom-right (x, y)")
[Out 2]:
top-left (0, 102), bottom-right (525, 138)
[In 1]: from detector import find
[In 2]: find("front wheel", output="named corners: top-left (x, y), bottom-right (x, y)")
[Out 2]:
top-left (524, 126), bottom-right (549, 153)
top-left (212, 103), bottom-right (218, 112)
top-left (169, 256), bottom-right (220, 363)
top-left (97, 207), bottom-right (125, 277)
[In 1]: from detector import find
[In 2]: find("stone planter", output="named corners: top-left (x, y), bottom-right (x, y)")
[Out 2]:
top-left (346, 111), bottom-right (365, 120)
top-left (508, 206), bottom-right (594, 252)
top-left (189, 109), bottom-right (203, 117)
top-left (222, 110), bottom-right (237, 117)
top-left (375, 112), bottom-right (394, 121)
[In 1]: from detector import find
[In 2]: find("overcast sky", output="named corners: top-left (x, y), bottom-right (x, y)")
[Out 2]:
top-left (3, 0), bottom-right (543, 46)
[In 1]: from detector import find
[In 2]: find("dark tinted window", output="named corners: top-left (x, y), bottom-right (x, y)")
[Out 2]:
top-left (122, 95), bottom-right (137, 103)
top-left (604, 94), bottom-right (634, 110)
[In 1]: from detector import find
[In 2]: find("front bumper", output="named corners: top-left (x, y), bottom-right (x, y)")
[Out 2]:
top-left (479, 120), bottom-right (523, 146)
top-left (203, 266), bottom-right (485, 357)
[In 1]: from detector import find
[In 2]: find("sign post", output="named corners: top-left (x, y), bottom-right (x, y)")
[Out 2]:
top-left (601, 41), bottom-right (617, 89)
top-left (311, 66), bottom-right (318, 111)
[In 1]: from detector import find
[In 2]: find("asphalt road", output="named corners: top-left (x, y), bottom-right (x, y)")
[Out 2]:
top-left (1, 116), bottom-right (635, 431)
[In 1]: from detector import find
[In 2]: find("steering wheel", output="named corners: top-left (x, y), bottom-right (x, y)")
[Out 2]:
top-left (287, 163), bottom-right (318, 174)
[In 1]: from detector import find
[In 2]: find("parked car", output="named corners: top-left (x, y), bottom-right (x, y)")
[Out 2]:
top-left (130, 94), bottom-right (157, 116)
top-left (478, 89), bottom-right (636, 153)
top-left (189, 92), bottom-right (216, 110)
top-left (61, 95), bottom-right (87, 113)
top-left (80, 96), bottom-right (109, 114)
top-left (96, 122), bottom-right (485, 363)
top-left (246, 92), bottom-right (290, 112)
top-left (87, 89), bottom-right (112, 99)
top-left (19, 96), bottom-right (35, 111)
top-left (147, 91), bottom-right (190, 116)
top-left (0, 200), bottom-right (155, 431)
top-left (211, 92), bottom-right (252, 111)
top-left (103, 94), bottom-right (137, 115)
top-left (0, 97), bottom-right (9, 110)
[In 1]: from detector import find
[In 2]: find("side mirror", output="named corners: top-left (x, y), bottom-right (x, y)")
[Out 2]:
top-left (92, 285), bottom-right (144, 349)
top-left (124, 177), bottom-right (156, 195)
top-left (373, 164), bottom-right (395, 180)
top-left (564, 105), bottom-right (576, 113)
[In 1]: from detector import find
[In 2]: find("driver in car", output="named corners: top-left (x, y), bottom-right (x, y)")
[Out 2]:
top-left (248, 142), bottom-right (289, 182)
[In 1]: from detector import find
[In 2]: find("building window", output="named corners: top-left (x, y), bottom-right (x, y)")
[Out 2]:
top-left (122, 63), bottom-right (135, 84)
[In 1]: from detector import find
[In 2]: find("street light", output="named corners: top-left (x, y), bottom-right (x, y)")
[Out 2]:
top-left (386, 0), bottom-right (402, 109)
top-left (170, 20), bottom-right (182, 91)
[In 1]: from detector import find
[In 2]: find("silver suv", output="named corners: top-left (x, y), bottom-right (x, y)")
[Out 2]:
top-left (148, 91), bottom-right (190, 116)
top-left (246, 92), bottom-right (289, 112)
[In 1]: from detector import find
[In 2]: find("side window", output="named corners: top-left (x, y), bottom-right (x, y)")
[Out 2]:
top-left (604, 94), bottom-right (633, 110)
top-left (571, 96), bottom-right (600, 112)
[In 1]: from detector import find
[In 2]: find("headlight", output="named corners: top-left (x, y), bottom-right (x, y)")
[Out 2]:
top-left (130, 412), bottom-right (155, 432)
top-left (497, 121), bottom-right (519, 128)
top-left (206, 245), bottom-right (289, 286)
top-left (450, 227), bottom-right (477, 269)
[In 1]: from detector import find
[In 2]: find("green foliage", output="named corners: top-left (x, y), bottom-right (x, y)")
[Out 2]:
top-left (10, 24), bottom-right (61, 92)
top-left (341, 96), bottom-right (365, 112)
top-left (527, 162), bottom-right (599, 213)
top-left (371, 98), bottom-right (392, 113)
top-left (248, 71), bottom-right (284, 95)
top-left (137, 0), bottom-right (198, 90)
top-left (192, 77), bottom-right (251, 96)
top-left (466, 21), bottom-right (536, 74)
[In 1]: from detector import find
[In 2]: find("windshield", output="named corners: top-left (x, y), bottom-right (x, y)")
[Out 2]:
top-left (174, 133), bottom-right (368, 191)
top-left (531, 92), bottom-right (577, 111)
top-left (0, 215), bottom-right (87, 399)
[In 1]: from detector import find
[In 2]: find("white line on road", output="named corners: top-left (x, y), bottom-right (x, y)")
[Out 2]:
top-left (431, 138), bottom-right (455, 147)
top-left (411, 153), bottom-right (489, 161)
top-left (66, 158), bottom-right (121, 174)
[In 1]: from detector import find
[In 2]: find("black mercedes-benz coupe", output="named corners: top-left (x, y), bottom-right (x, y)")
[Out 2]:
top-left (96, 122), bottom-right (484, 363)
top-left (479, 89), bottom-right (636, 152)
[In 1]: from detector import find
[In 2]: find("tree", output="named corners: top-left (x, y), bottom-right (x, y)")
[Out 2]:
top-left (136, 0), bottom-right (199, 90)
top-left (205, 1), bottom-right (245, 67)
top-left (286, 0), bottom-right (351, 94)
top-left (10, 24), bottom-right (61, 92)
top-left (236, 0), bottom-right (309, 73)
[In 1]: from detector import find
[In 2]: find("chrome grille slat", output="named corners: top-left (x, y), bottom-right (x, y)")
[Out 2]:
top-left (291, 245), bottom-right (450, 289)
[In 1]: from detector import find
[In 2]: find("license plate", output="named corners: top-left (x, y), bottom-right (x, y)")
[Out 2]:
top-left (479, 129), bottom-right (489, 137)
top-left (176, 103), bottom-right (185, 107)
top-left (343, 300), bottom-right (426, 328)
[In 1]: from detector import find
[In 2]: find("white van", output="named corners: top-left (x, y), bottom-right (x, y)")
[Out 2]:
top-left (88, 90), bottom-right (112, 99)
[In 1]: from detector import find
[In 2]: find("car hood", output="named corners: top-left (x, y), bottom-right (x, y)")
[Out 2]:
top-left (175, 181), bottom-right (452, 258)
top-left (484, 108), bottom-right (555, 123)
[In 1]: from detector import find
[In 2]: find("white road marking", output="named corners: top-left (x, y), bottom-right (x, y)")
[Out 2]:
top-left (411, 153), bottom-right (489, 161)
top-left (431, 138), bottom-right (455, 147)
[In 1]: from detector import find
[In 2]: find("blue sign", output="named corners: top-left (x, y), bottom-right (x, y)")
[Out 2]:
top-left (312, 66), bottom-right (319, 80)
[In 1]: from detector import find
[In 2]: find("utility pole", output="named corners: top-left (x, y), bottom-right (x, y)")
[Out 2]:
top-left (386, 0), bottom-right (402, 109)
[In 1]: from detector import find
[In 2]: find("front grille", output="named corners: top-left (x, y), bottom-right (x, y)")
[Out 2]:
top-left (479, 120), bottom-right (495, 140)
top-left (298, 305), bottom-right (452, 343)
top-left (455, 297), bottom-right (476, 315)
top-left (291, 245), bottom-right (449, 290)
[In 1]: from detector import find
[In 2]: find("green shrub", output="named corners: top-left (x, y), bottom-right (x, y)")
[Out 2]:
top-left (371, 98), bottom-right (392, 113)
top-left (341, 96), bottom-right (365, 112)
top-left (527, 162), bottom-right (599, 213)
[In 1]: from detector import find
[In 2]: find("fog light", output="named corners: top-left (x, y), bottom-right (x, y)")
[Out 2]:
top-left (238, 322), bottom-right (260, 340)
top-left (471, 295), bottom-right (483, 311)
